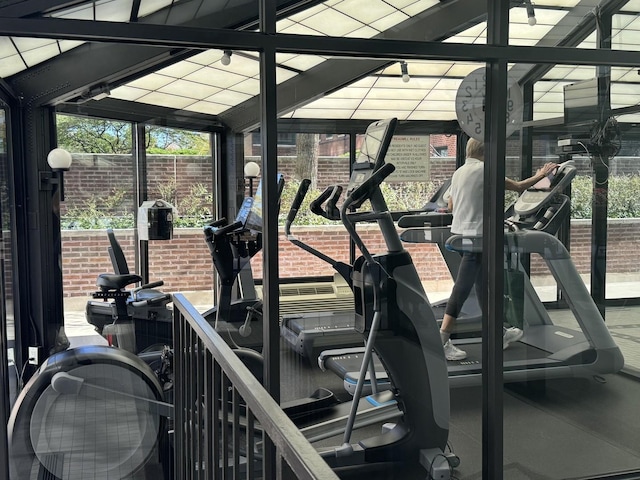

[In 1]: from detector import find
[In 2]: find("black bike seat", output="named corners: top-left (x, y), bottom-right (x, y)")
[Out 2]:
top-left (97, 273), bottom-right (142, 290)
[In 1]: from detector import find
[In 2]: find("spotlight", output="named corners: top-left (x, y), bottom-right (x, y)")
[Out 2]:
top-left (525, 0), bottom-right (536, 26)
top-left (221, 50), bottom-right (232, 66)
top-left (400, 61), bottom-right (410, 83)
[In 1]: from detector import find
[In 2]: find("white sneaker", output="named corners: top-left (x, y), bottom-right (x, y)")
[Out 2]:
top-left (443, 340), bottom-right (467, 361)
top-left (503, 327), bottom-right (523, 350)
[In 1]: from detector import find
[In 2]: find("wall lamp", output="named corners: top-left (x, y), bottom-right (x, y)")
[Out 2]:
top-left (221, 50), bottom-right (232, 66)
top-left (40, 148), bottom-right (73, 201)
top-left (400, 61), bottom-right (410, 83)
top-left (244, 161), bottom-right (260, 196)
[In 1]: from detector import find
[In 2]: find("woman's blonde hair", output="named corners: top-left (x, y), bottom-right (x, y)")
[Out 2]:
top-left (466, 138), bottom-right (484, 160)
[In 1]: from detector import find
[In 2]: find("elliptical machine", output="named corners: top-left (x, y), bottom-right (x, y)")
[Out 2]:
top-left (310, 118), bottom-right (457, 478)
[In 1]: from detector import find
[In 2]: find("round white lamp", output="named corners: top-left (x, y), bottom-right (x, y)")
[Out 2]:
top-left (47, 148), bottom-right (73, 172)
top-left (244, 161), bottom-right (260, 196)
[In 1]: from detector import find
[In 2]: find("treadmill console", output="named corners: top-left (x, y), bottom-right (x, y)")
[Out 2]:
top-left (514, 161), bottom-right (576, 217)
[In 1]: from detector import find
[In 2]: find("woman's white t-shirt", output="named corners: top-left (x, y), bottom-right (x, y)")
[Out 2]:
top-left (449, 157), bottom-right (484, 236)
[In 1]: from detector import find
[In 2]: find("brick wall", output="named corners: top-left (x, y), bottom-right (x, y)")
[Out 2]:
top-left (62, 220), bottom-right (640, 298)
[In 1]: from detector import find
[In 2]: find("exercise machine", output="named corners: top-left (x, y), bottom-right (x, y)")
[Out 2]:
top-left (199, 175), bottom-right (286, 351)
top-left (8, 344), bottom-right (173, 479)
top-left (85, 228), bottom-right (172, 353)
top-left (281, 180), bottom-right (365, 361)
top-left (301, 117), bottom-right (457, 478)
top-left (321, 160), bottom-right (625, 390)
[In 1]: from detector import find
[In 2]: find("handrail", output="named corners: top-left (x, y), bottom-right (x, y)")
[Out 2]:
top-left (172, 293), bottom-right (338, 480)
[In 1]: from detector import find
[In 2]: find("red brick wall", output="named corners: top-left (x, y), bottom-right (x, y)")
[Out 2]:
top-left (62, 220), bottom-right (640, 298)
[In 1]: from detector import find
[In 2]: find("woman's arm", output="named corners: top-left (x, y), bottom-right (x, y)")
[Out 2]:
top-left (505, 162), bottom-right (558, 193)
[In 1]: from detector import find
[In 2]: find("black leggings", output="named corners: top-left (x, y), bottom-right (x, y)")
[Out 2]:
top-left (445, 252), bottom-right (484, 319)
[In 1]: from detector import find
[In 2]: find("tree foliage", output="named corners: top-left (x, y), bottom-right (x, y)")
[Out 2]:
top-left (56, 114), bottom-right (210, 155)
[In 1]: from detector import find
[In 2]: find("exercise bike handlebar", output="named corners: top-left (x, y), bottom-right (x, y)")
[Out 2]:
top-left (133, 280), bottom-right (164, 292)
top-left (309, 185), bottom-right (333, 217)
top-left (286, 178), bottom-right (312, 228)
top-left (131, 293), bottom-right (172, 308)
top-left (204, 220), bottom-right (245, 238)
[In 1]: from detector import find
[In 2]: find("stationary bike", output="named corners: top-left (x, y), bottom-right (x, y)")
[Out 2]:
top-left (85, 228), bottom-right (173, 354)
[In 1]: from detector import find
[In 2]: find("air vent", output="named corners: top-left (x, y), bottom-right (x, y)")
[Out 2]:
top-left (256, 280), bottom-right (355, 316)
top-left (280, 284), bottom-right (335, 297)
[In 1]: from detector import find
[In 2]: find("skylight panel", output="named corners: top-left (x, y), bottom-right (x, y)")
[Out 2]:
top-left (614, 68), bottom-right (640, 82)
top-left (95, 0), bottom-right (134, 22)
top-left (49, 4), bottom-right (95, 20)
top-left (276, 54), bottom-right (326, 70)
top-left (110, 85), bottom-right (149, 101)
top-left (275, 69), bottom-right (298, 83)
top-left (301, 9), bottom-right (364, 36)
top-left (368, 11), bottom-right (410, 32)
top-left (228, 78), bottom-right (260, 95)
top-left (359, 98), bottom-right (420, 111)
top-left (138, 0), bottom-right (174, 18)
top-left (403, 0), bottom-right (440, 17)
top-left (158, 79), bottom-right (221, 99)
top-left (326, 86), bottom-right (370, 99)
top-left (59, 40), bottom-right (84, 53)
top-left (12, 37), bottom-right (56, 51)
top-left (0, 54), bottom-right (25, 78)
top-left (136, 91), bottom-right (195, 109)
top-left (620, 0), bottom-right (640, 12)
top-left (21, 43), bottom-right (61, 67)
top-left (184, 68), bottom-right (247, 89)
top-left (333, 0), bottom-right (397, 25)
top-left (344, 26), bottom-right (379, 38)
top-left (286, 4), bottom-right (327, 23)
top-left (300, 97), bottom-right (363, 109)
top-left (155, 61), bottom-right (203, 79)
top-left (49, 0), bottom-right (133, 21)
top-left (185, 100), bottom-right (230, 115)
top-left (408, 108), bottom-right (455, 121)
top-left (425, 89), bottom-right (457, 101)
top-left (205, 90), bottom-right (253, 107)
top-left (351, 109), bottom-right (411, 120)
top-left (126, 73), bottom-right (175, 90)
top-left (278, 22), bottom-right (325, 36)
top-left (0, 37), bottom-right (18, 60)
top-left (292, 108), bottom-right (358, 119)
top-left (365, 88), bottom-right (427, 100)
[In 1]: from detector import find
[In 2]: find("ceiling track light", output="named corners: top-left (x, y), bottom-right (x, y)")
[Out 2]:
top-left (524, 0), bottom-right (536, 26)
top-left (400, 61), bottom-right (410, 83)
top-left (221, 50), bottom-right (232, 66)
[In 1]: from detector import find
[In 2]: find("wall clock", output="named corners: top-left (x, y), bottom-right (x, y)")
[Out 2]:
top-left (455, 67), bottom-right (524, 140)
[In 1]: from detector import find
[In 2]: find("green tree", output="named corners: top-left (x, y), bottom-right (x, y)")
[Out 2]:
top-left (57, 114), bottom-right (132, 153)
top-left (56, 114), bottom-right (210, 155)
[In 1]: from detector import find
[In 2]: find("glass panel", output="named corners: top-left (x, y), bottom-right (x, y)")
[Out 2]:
top-left (143, 126), bottom-right (214, 317)
top-left (0, 104), bottom-right (17, 414)
top-left (57, 114), bottom-right (136, 344)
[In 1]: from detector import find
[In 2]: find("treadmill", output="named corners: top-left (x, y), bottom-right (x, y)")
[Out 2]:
top-left (320, 161), bottom-right (625, 390)
top-left (280, 177), bottom-right (466, 361)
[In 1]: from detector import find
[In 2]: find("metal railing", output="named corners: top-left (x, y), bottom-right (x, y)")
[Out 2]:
top-left (172, 293), bottom-right (338, 480)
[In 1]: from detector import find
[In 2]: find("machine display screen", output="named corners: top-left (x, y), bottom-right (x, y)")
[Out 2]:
top-left (244, 174), bottom-right (284, 232)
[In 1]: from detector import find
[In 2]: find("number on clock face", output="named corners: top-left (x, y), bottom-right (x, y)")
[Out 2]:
top-left (455, 67), bottom-right (523, 141)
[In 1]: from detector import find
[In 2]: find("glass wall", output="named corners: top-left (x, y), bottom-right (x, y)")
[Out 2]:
top-left (57, 114), bottom-right (136, 343)
top-left (0, 103), bottom-right (16, 408)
